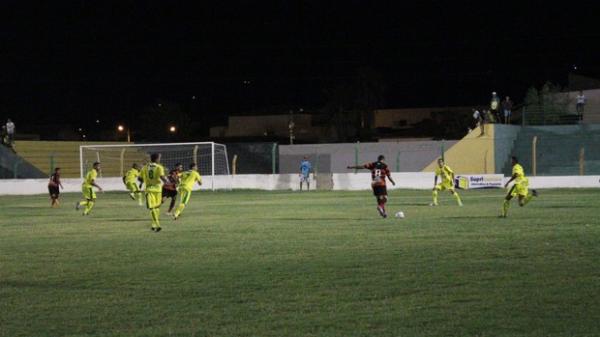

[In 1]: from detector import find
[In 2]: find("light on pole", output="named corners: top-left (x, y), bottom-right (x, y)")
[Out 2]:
top-left (117, 124), bottom-right (131, 143)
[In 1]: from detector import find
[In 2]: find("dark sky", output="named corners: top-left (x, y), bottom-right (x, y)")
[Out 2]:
top-left (2, 1), bottom-right (599, 132)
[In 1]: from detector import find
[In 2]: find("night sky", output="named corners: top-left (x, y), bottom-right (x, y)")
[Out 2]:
top-left (3, 1), bottom-right (599, 136)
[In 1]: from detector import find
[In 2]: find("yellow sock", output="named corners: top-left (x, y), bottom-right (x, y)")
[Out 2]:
top-left (174, 203), bottom-right (186, 217)
top-left (84, 201), bottom-right (94, 215)
top-left (502, 200), bottom-right (510, 216)
top-left (432, 190), bottom-right (438, 205)
top-left (453, 192), bottom-right (463, 206)
top-left (151, 208), bottom-right (160, 228)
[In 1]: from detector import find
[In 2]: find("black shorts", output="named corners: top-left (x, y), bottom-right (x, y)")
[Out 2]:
top-left (372, 185), bottom-right (387, 197)
top-left (48, 186), bottom-right (60, 197)
top-left (162, 188), bottom-right (177, 198)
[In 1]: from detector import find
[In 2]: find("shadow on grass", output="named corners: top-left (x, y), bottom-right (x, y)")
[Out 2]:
top-left (537, 205), bottom-right (593, 209)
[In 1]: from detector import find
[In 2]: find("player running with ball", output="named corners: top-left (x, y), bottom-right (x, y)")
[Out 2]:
top-left (347, 155), bottom-right (395, 218)
top-left (501, 156), bottom-right (537, 217)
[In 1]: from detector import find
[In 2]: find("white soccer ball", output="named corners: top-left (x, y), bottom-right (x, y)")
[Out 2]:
top-left (395, 211), bottom-right (405, 219)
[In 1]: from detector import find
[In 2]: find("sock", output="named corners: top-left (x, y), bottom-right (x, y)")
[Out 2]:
top-left (453, 192), bottom-right (463, 206)
top-left (151, 208), bottom-right (160, 228)
top-left (432, 190), bottom-right (439, 205)
top-left (502, 200), bottom-right (510, 216)
top-left (84, 201), bottom-right (94, 215)
top-left (174, 203), bottom-right (186, 217)
top-left (522, 193), bottom-right (533, 206)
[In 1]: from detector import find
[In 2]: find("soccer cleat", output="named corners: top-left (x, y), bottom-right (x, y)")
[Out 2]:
top-left (377, 206), bottom-right (387, 218)
top-left (151, 227), bottom-right (156, 232)
top-left (429, 202), bottom-right (438, 206)
top-left (155, 227), bottom-right (162, 232)
top-left (173, 214), bottom-right (179, 221)
top-left (532, 189), bottom-right (538, 197)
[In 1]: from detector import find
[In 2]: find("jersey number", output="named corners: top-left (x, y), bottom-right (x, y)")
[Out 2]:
top-left (148, 169), bottom-right (154, 179)
top-left (374, 169), bottom-right (382, 177)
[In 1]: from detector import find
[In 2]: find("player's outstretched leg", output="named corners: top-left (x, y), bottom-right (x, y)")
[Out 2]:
top-left (173, 190), bottom-right (191, 220)
top-left (451, 190), bottom-right (463, 206)
top-left (520, 189), bottom-right (538, 207)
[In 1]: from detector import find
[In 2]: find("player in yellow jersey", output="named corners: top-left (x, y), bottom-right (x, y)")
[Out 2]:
top-left (140, 153), bottom-right (167, 232)
top-left (502, 156), bottom-right (538, 217)
top-left (76, 162), bottom-right (103, 215)
top-left (173, 162), bottom-right (202, 220)
top-left (431, 158), bottom-right (463, 206)
top-left (123, 163), bottom-right (143, 206)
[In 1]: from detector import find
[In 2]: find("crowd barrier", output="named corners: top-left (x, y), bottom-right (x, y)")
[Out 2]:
top-left (0, 174), bottom-right (598, 196)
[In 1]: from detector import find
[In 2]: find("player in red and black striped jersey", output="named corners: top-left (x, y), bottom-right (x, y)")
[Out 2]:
top-left (47, 167), bottom-right (64, 207)
top-left (347, 155), bottom-right (396, 218)
top-left (162, 163), bottom-right (183, 214)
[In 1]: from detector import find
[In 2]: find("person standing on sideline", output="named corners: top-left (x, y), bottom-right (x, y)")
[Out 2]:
top-left (490, 92), bottom-right (500, 123)
top-left (472, 108), bottom-right (485, 136)
top-left (502, 96), bottom-right (513, 124)
top-left (299, 156), bottom-right (312, 191)
top-left (5, 119), bottom-right (15, 148)
top-left (576, 91), bottom-right (586, 121)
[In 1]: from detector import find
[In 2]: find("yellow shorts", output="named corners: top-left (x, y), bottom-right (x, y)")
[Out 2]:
top-left (511, 179), bottom-right (529, 197)
top-left (145, 191), bottom-right (162, 209)
top-left (434, 180), bottom-right (454, 192)
top-left (125, 181), bottom-right (139, 193)
top-left (82, 186), bottom-right (96, 200)
top-left (178, 188), bottom-right (193, 205)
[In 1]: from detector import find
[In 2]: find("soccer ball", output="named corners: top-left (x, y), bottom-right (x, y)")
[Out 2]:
top-left (395, 211), bottom-right (405, 219)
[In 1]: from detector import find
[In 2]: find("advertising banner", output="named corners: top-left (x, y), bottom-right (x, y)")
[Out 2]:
top-left (455, 174), bottom-right (504, 189)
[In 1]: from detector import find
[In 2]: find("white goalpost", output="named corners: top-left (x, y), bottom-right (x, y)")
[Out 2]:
top-left (79, 142), bottom-right (232, 190)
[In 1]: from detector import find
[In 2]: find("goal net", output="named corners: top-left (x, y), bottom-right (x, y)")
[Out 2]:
top-left (80, 142), bottom-right (231, 190)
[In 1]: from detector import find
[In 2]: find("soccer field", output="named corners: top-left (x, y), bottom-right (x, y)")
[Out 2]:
top-left (1, 189), bottom-right (599, 337)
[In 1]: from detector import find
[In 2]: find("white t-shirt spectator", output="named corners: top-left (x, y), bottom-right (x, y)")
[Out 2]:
top-left (576, 94), bottom-right (586, 105)
top-left (6, 121), bottom-right (15, 135)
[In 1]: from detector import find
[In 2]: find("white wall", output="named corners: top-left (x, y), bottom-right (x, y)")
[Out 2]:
top-left (0, 174), bottom-right (598, 196)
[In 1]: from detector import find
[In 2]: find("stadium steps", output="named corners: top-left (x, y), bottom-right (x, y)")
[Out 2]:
top-left (14, 141), bottom-right (128, 178)
top-left (422, 124), bottom-right (494, 174)
top-left (505, 125), bottom-right (600, 176)
top-left (0, 145), bottom-right (47, 178)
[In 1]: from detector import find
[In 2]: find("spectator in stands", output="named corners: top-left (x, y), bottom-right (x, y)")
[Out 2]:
top-left (576, 91), bottom-right (586, 121)
top-left (490, 92), bottom-right (500, 122)
top-left (1, 125), bottom-right (6, 147)
top-left (472, 108), bottom-right (485, 136)
top-left (502, 96), bottom-right (513, 124)
top-left (5, 119), bottom-right (15, 146)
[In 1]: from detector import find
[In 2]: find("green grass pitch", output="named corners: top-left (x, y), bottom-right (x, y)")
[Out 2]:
top-left (1, 188), bottom-right (599, 337)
